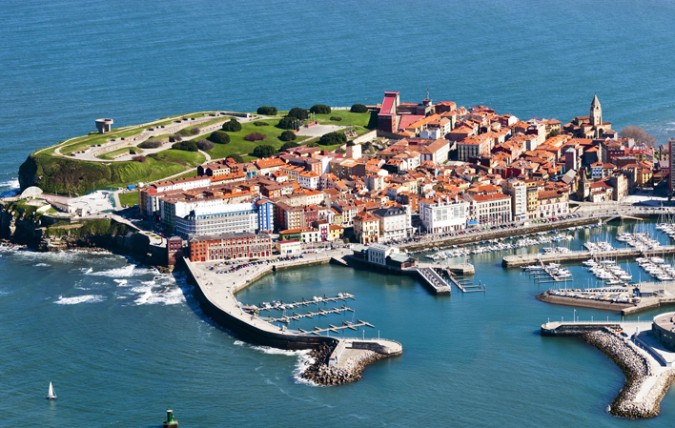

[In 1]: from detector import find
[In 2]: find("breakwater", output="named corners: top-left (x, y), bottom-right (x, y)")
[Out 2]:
top-left (541, 322), bottom-right (675, 419)
top-left (183, 251), bottom-right (403, 385)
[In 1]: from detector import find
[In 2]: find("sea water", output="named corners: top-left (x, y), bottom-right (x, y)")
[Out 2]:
top-left (1, 0), bottom-right (675, 426)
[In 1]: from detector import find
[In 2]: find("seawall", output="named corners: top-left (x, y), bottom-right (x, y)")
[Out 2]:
top-left (541, 322), bottom-right (675, 419)
top-left (182, 252), bottom-right (403, 385)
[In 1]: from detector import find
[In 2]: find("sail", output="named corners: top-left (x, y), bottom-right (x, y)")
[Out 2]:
top-left (47, 382), bottom-right (57, 400)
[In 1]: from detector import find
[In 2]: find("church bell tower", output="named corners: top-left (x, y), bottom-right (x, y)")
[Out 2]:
top-left (590, 95), bottom-right (602, 127)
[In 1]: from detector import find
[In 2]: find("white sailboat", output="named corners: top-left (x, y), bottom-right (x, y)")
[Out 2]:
top-left (47, 381), bottom-right (57, 400)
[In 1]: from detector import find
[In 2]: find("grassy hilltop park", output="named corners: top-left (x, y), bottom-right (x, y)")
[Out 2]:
top-left (18, 107), bottom-right (374, 195)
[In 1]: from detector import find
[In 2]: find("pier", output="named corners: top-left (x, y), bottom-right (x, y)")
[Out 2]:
top-left (182, 250), bottom-right (403, 385)
top-left (412, 267), bottom-right (452, 295)
top-left (503, 245), bottom-right (675, 268)
top-left (540, 319), bottom-right (675, 419)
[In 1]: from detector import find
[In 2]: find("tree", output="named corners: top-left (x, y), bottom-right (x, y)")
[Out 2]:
top-left (197, 139), bottom-right (214, 151)
top-left (139, 140), bottom-right (162, 149)
top-left (172, 140), bottom-right (198, 152)
top-left (208, 130), bottom-right (230, 144)
top-left (169, 134), bottom-right (182, 143)
top-left (310, 104), bottom-right (331, 114)
top-left (228, 153), bottom-right (244, 163)
top-left (257, 106), bottom-right (278, 115)
top-left (350, 103), bottom-right (368, 113)
top-left (252, 145), bottom-right (276, 158)
top-left (620, 125), bottom-right (657, 147)
top-left (279, 142), bottom-right (299, 152)
top-left (244, 132), bottom-right (266, 142)
top-left (221, 119), bottom-right (242, 132)
top-left (279, 130), bottom-right (297, 142)
top-left (318, 131), bottom-right (347, 146)
top-left (277, 116), bottom-right (300, 130)
top-left (287, 107), bottom-right (309, 120)
top-left (253, 121), bottom-right (270, 126)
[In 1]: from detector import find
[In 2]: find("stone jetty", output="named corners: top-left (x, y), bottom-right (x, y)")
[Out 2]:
top-left (541, 321), bottom-right (675, 419)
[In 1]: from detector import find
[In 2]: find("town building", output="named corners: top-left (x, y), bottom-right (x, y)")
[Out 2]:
top-left (188, 232), bottom-right (272, 262)
top-left (419, 198), bottom-right (468, 234)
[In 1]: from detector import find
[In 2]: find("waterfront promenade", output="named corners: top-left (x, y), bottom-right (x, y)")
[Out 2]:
top-left (541, 320), bottom-right (675, 418)
top-left (183, 249), bottom-right (403, 385)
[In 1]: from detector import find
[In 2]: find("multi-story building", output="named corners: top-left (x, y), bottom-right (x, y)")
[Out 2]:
top-left (188, 232), bottom-right (272, 262)
top-left (173, 202), bottom-right (259, 238)
top-left (419, 199), bottom-right (468, 234)
top-left (139, 176), bottom-right (211, 218)
top-left (537, 190), bottom-right (569, 219)
top-left (353, 212), bottom-right (380, 244)
top-left (373, 206), bottom-right (412, 242)
top-left (670, 139), bottom-right (675, 196)
top-left (466, 193), bottom-right (512, 225)
top-left (504, 180), bottom-right (528, 222)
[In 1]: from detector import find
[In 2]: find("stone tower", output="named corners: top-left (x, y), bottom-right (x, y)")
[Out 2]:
top-left (590, 95), bottom-right (602, 127)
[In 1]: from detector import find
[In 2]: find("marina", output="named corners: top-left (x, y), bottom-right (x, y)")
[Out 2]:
top-left (502, 245), bottom-right (675, 268)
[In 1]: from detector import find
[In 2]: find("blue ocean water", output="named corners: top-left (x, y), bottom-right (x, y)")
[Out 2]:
top-left (1, 0), bottom-right (675, 426)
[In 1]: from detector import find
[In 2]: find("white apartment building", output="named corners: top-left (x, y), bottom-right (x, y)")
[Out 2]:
top-left (419, 199), bottom-right (468, 234)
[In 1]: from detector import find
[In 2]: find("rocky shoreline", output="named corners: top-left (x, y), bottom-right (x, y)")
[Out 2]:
top-left (582, 328), bottom-right (674, 419)
top-left (301, 342), bottom-right (385, 386)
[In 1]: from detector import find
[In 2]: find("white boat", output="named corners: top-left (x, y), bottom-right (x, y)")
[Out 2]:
top-left (47, 382), bottom-right (57, 400)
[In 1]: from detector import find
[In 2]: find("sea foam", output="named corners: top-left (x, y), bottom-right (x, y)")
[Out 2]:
top-left (55, 294), bottom-right (105, 305)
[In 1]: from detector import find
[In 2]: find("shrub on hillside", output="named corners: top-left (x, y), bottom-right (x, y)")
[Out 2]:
top-left (138, 140), bottom-right (162, 149)
top-left (178, 127), bottom-right (200, 137)
top-left (277, 116), bottom-right (300, 130)
top-left (197, 139), bottom-right (214, 151)
top-left (287, 107), bottom-right (309, 120)
top-left (252, 145), bottom-right (276, 158)
top-left (221, 119), bottom-right (242, 132)
top-left (208, 131), bottom-right (230, 144)
top-left (172, 141), bottom-right (199, 152)
top-left (132, 155), bottom-right (146, 162)
top-left (310, 104), bottom-right (331, 114)
top-left (244, 132), bottom-right (266, 142)
top-left (318, 131), bottom-right (347, 146)
top-left (350, 104), bottom-right (368, 113)
top-left (257, 106), bottom-right (278, 115)
top-left (330, 116), bottom-right (342, 122)
top-left (253, 121), bottom-right (270, 126)
top-left (279, 142), bottom-right (299, 152)
top-left (279, 130), bottom-right (297, 142)
top-left (169, 134), bottom-right (182, 143)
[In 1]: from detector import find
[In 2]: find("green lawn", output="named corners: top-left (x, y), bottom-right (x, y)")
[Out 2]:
top-left (149, 149), bottom-right (205, 166)
top-left (118, 190), bottom-right (139, 207)
top-left (99, 147), bottom-right (144, 160)
top-left (200, 118), bottom-right (309, 160)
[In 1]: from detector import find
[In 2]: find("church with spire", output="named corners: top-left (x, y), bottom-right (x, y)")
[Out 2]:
top-left (564, 95), bottom-right (617, 139)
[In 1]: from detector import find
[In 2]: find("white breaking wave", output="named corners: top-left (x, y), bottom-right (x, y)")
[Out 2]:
top-left (33, 263), bottom-right (50, 267)
top-left (114, 279), bottom-right (129, 287)
top-left (292, 351), bottom-right (319, 386)
top-left (248, 345), bottom-right (319, 386)
top-left (85, 264), bottom-right (155, 278)
top-left (130, 278), bottom-right (184, 306)
top-left (55, 294), bottom-right (105, 305)
top-left (0, 177), bottom-right (19, 189)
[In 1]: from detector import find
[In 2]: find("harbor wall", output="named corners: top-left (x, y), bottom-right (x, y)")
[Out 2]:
top-left (183, 259), bottom-right (338, 350)
top-left (536, 292), bottom-right (634, 312)
top-left (541, 323), bottom-right (675, 419)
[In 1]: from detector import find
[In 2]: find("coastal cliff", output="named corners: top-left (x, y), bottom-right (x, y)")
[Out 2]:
top-left (0, 200), bottom-right (153, 261)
